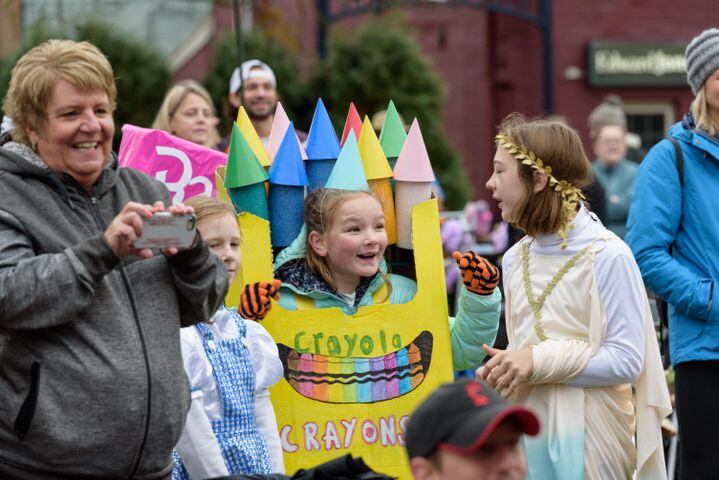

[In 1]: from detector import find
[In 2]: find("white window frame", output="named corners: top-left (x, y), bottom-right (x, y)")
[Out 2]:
top-left (623, 101), bottom-right (676, 133)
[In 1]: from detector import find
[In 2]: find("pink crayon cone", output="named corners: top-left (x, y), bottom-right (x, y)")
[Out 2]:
top-left (392, 118), bottom-right (435, 249)
top-left (267, 101), bottom-right (307, 162)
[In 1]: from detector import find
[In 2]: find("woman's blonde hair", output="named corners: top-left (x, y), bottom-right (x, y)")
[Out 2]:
top-left (304, 188), bottom-right (391, 299)
top-left (152, 80), bottom-right (219, 148)
top-left (497, 114), bottom-right (592, 238)
top-left (3, 39), bottom-right (117, 146)
top-left (692, 88), bottom-right (719, 136)
top-left (185, 195), bottom-right (237, 226)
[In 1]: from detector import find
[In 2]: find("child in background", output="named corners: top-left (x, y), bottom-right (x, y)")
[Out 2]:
top-left (173, 196), bottom-right (284, 479)
top-left (240, 188), bottom-right (501, 372)
top-left (479, 115), bottom-right (670, 479)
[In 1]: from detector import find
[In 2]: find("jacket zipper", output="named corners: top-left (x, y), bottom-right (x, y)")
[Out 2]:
top-left (87, 196), bottom-right (153, 479)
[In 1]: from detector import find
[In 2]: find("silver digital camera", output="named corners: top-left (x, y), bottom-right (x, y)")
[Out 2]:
top-left (133, 212), bottom-right (196, 249)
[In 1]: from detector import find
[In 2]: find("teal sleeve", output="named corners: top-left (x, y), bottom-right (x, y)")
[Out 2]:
top-left (277, 287), bottom-right (299, 311)
top-left (449, 286), bottom-right (501, 371)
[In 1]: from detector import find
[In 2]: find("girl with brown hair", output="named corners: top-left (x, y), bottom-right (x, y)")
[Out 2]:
top-left (480, 115), bottom-right (670, 479)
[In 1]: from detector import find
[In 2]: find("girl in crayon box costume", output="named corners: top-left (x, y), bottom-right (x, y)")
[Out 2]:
top-left (239, 187), bottom-right (502, 373)
top-left (479, 115), bottom-right (671, 479)
top-left (172, 196), bottom-right (284, 479)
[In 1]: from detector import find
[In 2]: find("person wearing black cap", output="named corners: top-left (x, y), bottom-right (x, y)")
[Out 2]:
top-left (405, 379), bottom-right (539, 480)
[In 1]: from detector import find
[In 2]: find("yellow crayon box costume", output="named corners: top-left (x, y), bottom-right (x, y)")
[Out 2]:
top-left (236, 197), bottom-right (498, 478)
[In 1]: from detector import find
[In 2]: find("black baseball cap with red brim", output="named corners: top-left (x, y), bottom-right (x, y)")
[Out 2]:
top-left (405, 378), bottom-right (540, 459)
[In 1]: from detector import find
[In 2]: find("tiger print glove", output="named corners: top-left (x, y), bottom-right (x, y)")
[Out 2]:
top-left (239, 279), bottom-right (282, 321)
top-left (452, 251), bottom-right (499, 295)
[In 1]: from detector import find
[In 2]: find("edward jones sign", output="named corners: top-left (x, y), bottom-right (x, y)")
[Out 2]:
top-left (587, 41), bottom-right (687, 87)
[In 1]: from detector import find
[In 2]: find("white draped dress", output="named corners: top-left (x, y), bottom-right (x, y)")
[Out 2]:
top-left (503, 207), bottom-right (671, 479)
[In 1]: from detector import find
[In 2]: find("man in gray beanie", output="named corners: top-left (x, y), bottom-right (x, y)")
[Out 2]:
top-left (627, 27), bottom-right (719, 479)
top-left (685, 28), bottom-right (719, 95)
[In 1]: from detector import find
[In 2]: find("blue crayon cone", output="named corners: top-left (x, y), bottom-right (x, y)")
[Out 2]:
top-left (306, 98), bottom-right (341, 192)
top-left (268, 185), bottom-right (305, 247)
top-left (306, 159), bottom-right (336, 193)
top-left (269, 122), bottom-right (309, 247)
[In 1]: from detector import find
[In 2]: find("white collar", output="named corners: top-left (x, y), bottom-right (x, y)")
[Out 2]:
top-left (534, 205), bottom-right (593, 248)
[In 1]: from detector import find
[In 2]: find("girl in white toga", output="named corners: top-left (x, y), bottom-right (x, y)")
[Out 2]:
top-left (478, 115), bottom-right (671, 480)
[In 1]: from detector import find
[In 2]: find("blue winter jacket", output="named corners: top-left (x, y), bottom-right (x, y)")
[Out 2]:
top-left (626, 114), bottom-right (719, 365)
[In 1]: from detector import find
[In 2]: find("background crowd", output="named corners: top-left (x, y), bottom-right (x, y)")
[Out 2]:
top-left (1, 4), bottom-right (718, 478)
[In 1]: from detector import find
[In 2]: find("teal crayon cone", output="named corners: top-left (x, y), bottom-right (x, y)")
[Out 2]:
top-left (225, 123), bottom-right (269, 219)
top-left (306, 98), bottom-right (341, 192)
top-left (325, 131), bottom-right (369, 192)
top-left (228, 184), bottom-right (268, 220)
top-left (269, 122), bottom-right (309, 247)
top-left (379, 100), bottom-right (407, 183)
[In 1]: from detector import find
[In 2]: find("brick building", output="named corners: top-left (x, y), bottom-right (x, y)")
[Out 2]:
top-left (262, 0), bottom-right (712, 203)
top-left (5, 0), bottom-right (713, 203)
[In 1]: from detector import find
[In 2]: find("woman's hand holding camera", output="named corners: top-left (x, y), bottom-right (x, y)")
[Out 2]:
top-left (104, 201), bottom-right (194, 258)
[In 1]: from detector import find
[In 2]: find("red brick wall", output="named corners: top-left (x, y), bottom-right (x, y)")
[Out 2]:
top-left (212, 0), bottom-right (713, 204)
top-left (405, 6), bottom-right (493, 200)
top-left (549, 0), bottom-right (701, 146)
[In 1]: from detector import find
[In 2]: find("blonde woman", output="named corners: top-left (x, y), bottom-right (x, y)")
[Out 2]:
top-left (627, 28), bottom-right (719, 478)
top-left (153, 79), bottom-right (221, 149)
top-left (0, 39), bottom-right (226, 478)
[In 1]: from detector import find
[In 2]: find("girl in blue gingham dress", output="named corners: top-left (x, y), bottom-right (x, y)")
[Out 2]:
top-left (172, 196), bottom-right (282, 479)
top-left (173, 308), bottom-right (271, 479)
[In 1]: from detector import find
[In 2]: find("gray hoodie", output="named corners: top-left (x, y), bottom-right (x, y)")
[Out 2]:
top-left (0, 144), bottom-right (227, 479)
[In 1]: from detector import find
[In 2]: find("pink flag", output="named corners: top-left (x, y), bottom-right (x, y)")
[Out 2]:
top-left (118, 124), bottom-right (227, 204)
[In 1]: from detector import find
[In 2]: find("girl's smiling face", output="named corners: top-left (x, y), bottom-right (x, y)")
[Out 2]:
top-left (486, 146), bottom-right (527, 223)
top-left (197, 213), bottom-right (242, 284)
top-left (309, 195), bottom-right (388, 294)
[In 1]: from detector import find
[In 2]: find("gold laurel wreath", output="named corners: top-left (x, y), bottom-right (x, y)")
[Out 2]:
top-left (495, 134), bottom-right (585, 249)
